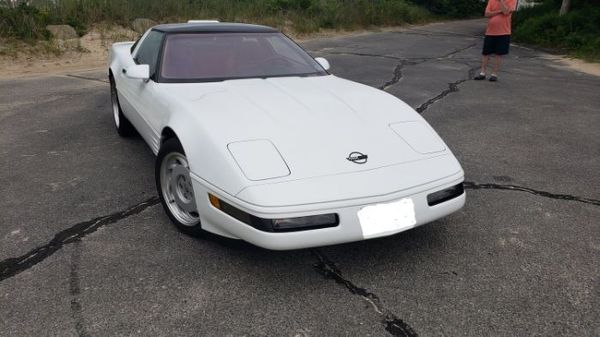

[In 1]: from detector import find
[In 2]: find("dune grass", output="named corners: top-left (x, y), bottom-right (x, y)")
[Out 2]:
top-left (1, 0), bottom-right (432, 41)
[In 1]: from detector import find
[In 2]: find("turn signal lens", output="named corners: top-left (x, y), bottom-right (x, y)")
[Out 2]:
top-left (208, 193), bottom-right (221, 209)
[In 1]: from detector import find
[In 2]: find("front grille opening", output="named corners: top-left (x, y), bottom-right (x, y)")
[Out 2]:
top-left (427, 183), bottom-right (464, 206)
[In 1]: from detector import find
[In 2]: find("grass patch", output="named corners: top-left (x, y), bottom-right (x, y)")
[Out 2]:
top-left (513, 0), bottom-right (600, 61)
top-left (1, 0), bottom-right (435, 41)
top-left (409, 0), bottom-right (485, 18)
top-left (0, 37), bottom-right (65, 57)
top-left (0, 0), bottom-right (489, 60)
top-left (0, 3), bottom-right (51, 41)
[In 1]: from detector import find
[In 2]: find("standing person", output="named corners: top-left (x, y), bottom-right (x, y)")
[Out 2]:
top-left (474, 0), bottom-right (518, 82)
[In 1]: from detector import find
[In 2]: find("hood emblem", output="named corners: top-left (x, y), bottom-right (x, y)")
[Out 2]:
top-left (347, 151), bottom-right (368, 164)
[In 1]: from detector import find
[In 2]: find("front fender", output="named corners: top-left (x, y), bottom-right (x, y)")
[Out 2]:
top-left (108, 42), bottom-right (135, 81)
top-left (164, 114), bottom-right (249, 198)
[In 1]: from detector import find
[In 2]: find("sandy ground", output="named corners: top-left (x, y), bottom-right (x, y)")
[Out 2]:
top-left (0, 25), bottom-right (138, 79)
top-left (1, 22), bottom-right (599, 79)
top-left (544, 55), bottom-right (600, 77)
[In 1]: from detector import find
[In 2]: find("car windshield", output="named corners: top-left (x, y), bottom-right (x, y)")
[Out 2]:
top-left (160, 33), bottom-right (328, 82)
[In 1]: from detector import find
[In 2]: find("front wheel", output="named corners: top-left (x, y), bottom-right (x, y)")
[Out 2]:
top-left (156, 138), bottom-right (203, 236)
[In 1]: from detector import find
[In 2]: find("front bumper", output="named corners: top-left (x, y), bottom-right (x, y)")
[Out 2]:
top-left (190, 172), bottom-right (465, 250)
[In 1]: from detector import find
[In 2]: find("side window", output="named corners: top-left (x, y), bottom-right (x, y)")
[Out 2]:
top-left (130, 36), bottom-right (140, 53)
top-left (134, 30), bottom-right (164, 78)
top-left (131, 29), bottom-right (151, 54)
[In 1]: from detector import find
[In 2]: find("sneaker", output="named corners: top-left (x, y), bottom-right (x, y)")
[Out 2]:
top-left (489, 75), bottom-right (498, 82)
top-left (474, 73), bottom-right (486, 80)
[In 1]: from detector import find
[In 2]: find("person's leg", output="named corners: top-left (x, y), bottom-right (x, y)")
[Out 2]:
top-left (490, 35), bottom-right (510, 81)
top-left (475, 36), bottom-right (493, 80)
top-left (491, 55), bottom-right (502, 76)
top-left (474, 55), bottom-right (489, 80)
top-left (481, 55), bottom-right (490, 74)
top-left (489, 54), bottom-right (502, 81)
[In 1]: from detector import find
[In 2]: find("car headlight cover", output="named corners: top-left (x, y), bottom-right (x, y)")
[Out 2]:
top-left (227, 139), bottom-right (290, 181)
top-left (389, 121), bottom-right (446, 154)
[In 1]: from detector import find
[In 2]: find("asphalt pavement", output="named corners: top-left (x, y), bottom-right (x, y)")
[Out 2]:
top-left (1, 19), bottom-right (599, 337)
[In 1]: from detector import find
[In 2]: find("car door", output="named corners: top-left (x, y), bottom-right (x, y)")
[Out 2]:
top-left (119, 30), bottom-right (165, 153)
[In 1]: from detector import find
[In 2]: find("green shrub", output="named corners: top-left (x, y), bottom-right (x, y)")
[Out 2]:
top-left (0, 3), bottom-right (51, 41)
top-left (265, 0), bottom-right (314, 12)
top-left (513, 0), bottom-right (600, 60)
top-left (408, 0), bottom-right (486, 18)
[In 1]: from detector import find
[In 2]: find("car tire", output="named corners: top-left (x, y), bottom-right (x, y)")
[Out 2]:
top-left (156, 138), bottom-right (203, 236)
top-left (109, 74), bottom-right (136, 137)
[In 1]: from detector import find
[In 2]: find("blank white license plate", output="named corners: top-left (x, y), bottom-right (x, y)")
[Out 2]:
top-left (357, 198), bottom-right (416, 239)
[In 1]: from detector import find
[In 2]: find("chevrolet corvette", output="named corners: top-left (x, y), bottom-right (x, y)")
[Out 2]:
top-left (108, 21), bottom-right (465, 250)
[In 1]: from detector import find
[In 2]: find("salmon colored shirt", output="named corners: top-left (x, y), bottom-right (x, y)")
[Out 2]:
top-left (485, 0), bottom-right (517, 36)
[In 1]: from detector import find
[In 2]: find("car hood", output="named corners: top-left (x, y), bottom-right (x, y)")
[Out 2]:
top-left (163, 75), bottom-right (457, 190)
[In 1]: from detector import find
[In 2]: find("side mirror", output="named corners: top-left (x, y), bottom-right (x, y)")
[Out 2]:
top-left (315, 57), bottom-right (330, 71)
top-left (123, 64), bottom-right (150, 81)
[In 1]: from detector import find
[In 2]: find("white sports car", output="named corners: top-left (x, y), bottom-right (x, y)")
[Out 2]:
top-left (109, 21), bottom-right (465, 250)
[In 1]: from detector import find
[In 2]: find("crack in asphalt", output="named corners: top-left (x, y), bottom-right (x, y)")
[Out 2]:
top-left (314, 45), bottom-right (474, 64)
top-left (0, 197), bottom-right (159, 282)
top-left (313, 43), bottom-right (476, 96)
top-left (380, 62), bottom-right (405, 90)
top-left (314, 50), bottom-right (404, 61)
top-left (64, 74), bottom-right (108, 83)
top-left (309, 47), bottom-right (442, 63)
top-left (513, 55), bottom-right (546, 59)
top-left (464, 181), bottom-right (600, 206)
top-left (69, 240), bottom-right (90, 337)
top-left (312, 250), bottom-right (418, 337)
top-left (377, 44), bottom-right (475, 93)
top-left (415, 66), bottom-right (479, 113)
top-left (398, 29), bottom-right (481, 39)
top-left (437, 43), bottom-right (476, 60)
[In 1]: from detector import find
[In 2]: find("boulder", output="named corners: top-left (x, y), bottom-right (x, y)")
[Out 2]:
top-left (56, 38), bottom-right (80, 50)
top-left (132, 18), bottom-right (157, 34)
top-left (46, 25), bottom-right (78, 39)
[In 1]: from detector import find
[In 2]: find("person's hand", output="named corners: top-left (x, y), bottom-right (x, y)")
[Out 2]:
top-left (485, 9), bottom-right (503, 18)
top-left (499, 0), bottom-right (510, 15)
